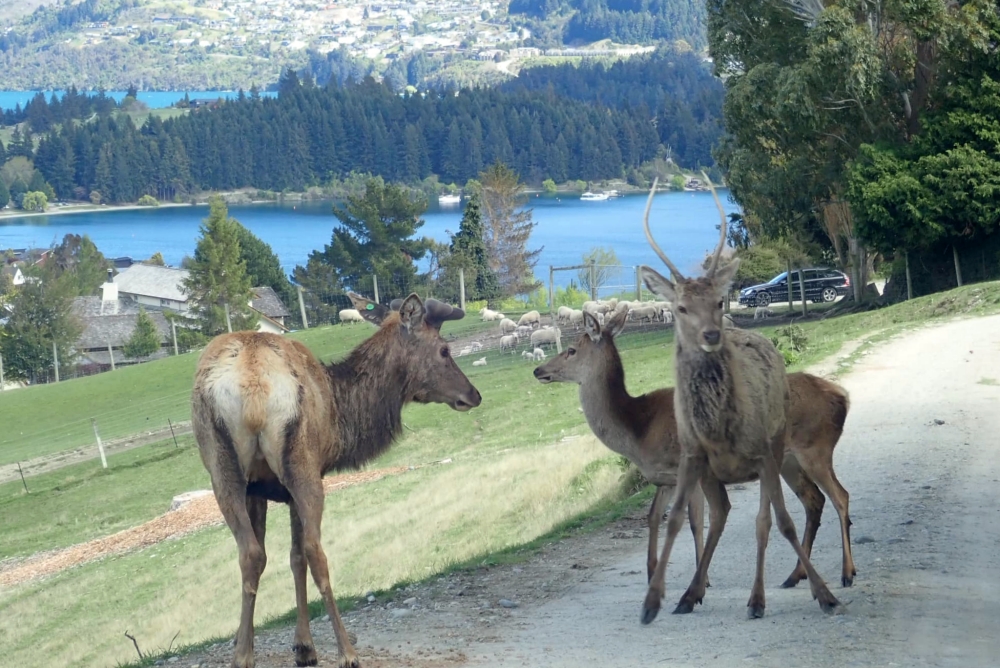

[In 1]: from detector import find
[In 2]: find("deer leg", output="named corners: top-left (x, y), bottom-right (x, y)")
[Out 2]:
top-left (289, 501), bottom-right (319, 667)
top-left (802, 456), bottom-right (857, 587)
top-left (646, 486), bottom-right (668, 583)
top-left (675, 474), bottom-right (728, 614)
top-left (760, 453), bottom-right (842, 614)
top-left (747, 475), bottom-right (772, 619)
top-left (779, 455), bottom-right (824, 589)
top-left (642, 452), bottom-right (706, 625)
top-left (687, 482), bottom-right (710, 587)
top-left (289, 475), bottom-right (360, 668)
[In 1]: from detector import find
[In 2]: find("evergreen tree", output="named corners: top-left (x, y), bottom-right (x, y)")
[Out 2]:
top-left (181, 197), bottom-right (257, 335)
top-left (0, 178), bottom-right (9, 209)
top-left (0, 269), bottom-right (81, 382)
top-left (50, 234), bottom-right (111, 296)
top-left (145, 252), bottom-right (166, 266)
top-left (447, 194), bottom-right (500, 302)
top-left (122, 308), bottom-right (161, 359)
top-left (233, 222), bottom-right (296, 314)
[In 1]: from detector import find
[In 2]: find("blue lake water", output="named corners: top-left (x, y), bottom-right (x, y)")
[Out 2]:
top-left (0, 90), bottom-right (275, 113)
top-left (0, 192), bottom-right (739, 289)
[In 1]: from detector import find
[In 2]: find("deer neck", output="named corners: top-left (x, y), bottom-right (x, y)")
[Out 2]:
top-left (326, 332), bottom-right (409, 471)
top-left (578, 358), bottom-right (645, 464)
top-left (675, 338), bottom-right (734, 442)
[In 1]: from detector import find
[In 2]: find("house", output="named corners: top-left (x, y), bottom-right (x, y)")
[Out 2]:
top-left (114, 264), bottom-right (190, 312)
top-left (2, 265), bottom-right (25, 287)
top-left (250, 287), bottom-right (291, 328)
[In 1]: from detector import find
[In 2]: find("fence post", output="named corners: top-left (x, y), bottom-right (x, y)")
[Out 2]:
top-left (0, 352), bottom-right (4, 391)
top-left (17, 462), bottom-right (29, 493)
top-left (52, 341), bottom-right (60, 383)
top-left (905, 250), bottom-right (913, 300)
top-left (786, 259), bottom-right (793, 309)
top-left (297, 286), bottom-right (309, 330)
top-left (635, 266), bottom-right (642, 302)
top-left (589, 261), bottom-right (597, 302)
top-left (372, 274), bottom-right (380, 304)
top-left (849, 238), bottom-right (862, 302)
top-left (953, 246), bottom-right (963, 287)
top-left (548, 266), bottom-right (555, 319)
top-left (168, 418), bottom-right (179, 449)
top-left (458, 267), bottom-right (466, 311)
top-left (91, 418), bottom-right (108, 469)
top-left (224, 303), bottom-right (233, 333)
top-left (172, 320), bottom-right (179, 354)
top-left (798, 266), bottom-right (807, 316)
top-left (107, 343), bottom-right (115, 371)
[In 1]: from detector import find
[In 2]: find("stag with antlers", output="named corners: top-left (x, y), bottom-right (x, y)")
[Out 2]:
top-left (637, 176), bottom-right (842, 623)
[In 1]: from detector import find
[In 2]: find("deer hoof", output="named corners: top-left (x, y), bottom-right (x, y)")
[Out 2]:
top-left (842, 573), bottom-right (855, 588)
top-left (672, 598), bottom-right (696, 615)
top-left (747, 602), bottom-right (766, 619)
top-left (294, 643), bottom-right (318, 667)
top-left (780, 575), bottom-right (801, 589)
top-left (641, 589), bottom-right (662, 625)
top-left (337, 655), bottom-right (361, 668)
top-left (820, 598), bottom-right (843, 615)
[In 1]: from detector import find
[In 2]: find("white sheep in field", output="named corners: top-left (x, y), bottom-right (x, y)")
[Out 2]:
top-left (754, 306), bottom-right (774, 320)
top-left (499, 317), bottom-right (517, 334)
top-left (521, 350), bottom-right (534, 360)
top-left (530, 326), bottom-right (561, 350)
top-left (614, 300), bottom-right (632, 315)
top-left (556, 305), bottom-right (573, 324)
top-left (338, 308), bottom-right (364, 324)
top-left (500, 333), bottom-right (519, 353)
top-left (455, 346), bottom-right (473, 357)
top-left (568, 309), bottom-right (585, 328)
top-left (532, 347), bottom-right (546, 362)
top-left (479, 308), bottom-right (503, 322)
top-left (583, 301), bottom-right (611, 315)
top-left (628, 305), bottom-right (658, 324)
top-left (470, 341), bottom-right (483, 352)
top-left (472, 357), bottom-right (487, 367)
top-left (517, 310), bottom-right (541, 329)
top-left (516, 325), bottom-right (532, 338)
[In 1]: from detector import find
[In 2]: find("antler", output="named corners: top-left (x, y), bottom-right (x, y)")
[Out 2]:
top-left (701, 171), bottom-right (729, 276)
top-left (424, 298), bottom-right (465, 328)
top-left (642, 177), bottom-right (686, 281)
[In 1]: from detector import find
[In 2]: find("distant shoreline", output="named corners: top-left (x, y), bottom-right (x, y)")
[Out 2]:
top-left (0, 201), bottom-right (202, 221)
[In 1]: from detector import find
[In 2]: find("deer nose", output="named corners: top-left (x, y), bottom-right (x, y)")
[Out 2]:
top-left (463, 386), bottom-right (483, 408)
top-left (703, 329), bottom-right (721, 346)
top-left (533, 367), bottom-right (544, 378)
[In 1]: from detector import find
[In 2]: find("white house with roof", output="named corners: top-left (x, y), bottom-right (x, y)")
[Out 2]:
top-left (114, 264), bottom-right (191, 312)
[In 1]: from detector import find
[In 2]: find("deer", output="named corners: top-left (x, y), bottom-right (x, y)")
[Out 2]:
top-left (191, 292), bottom-right (482, 668)
top-left (532, 308), bottom-right (855, 592)
top-left (636, 175), bottom-right (843, 624)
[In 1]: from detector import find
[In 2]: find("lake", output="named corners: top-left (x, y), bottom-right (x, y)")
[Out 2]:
top-left (0, 192), bottom-right (739, 290)
top-left (0, 90), bottom-right (275, 113)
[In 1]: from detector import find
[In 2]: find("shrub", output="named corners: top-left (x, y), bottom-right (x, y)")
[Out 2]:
top-left (137, 194), bottom-right (160, 206)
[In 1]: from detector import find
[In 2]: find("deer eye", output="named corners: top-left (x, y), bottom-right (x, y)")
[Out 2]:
top-left (677, 306), bottom-right (687, 314)
top-left (441, 347), bottom-right (450, 358)
top-left (567, 348), bottom-right (576, 356)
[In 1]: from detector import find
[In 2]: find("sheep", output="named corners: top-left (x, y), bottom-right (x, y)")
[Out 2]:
top-left (338, 308), bottom-right (364, 324)
top-left (500, 333), bottom-right (519, 353)
top-left (532, 347), bottom-right (546, 362)
top-left (499, 317), bottom-right (518, 334)
top-left (595, 312), bottom-right (606, 326)
top-left (754, 306), bottom-right (774, 320)
top-left (568, 309), bottom-right (585, 328)
top-left (583, 301), bottom-right (611, 315)
top-left (470, 341), bottom-right (483, 352)
top-left (479, 308), bottom-right (503, 322)
top-left (516, 325), bottom-right (533, 338)
top-left (521, 350), bottom-right (534, 360)
top-left (556, 305), bottom-right (574, 324)
top-left (455, 346), bottom-right (474, 357)
top-left (472, 357), bottom-right (487, 367)
top-left (628, 305), bottom-right (658, 324)
top-left (517, 310), bottom-right (541, 329)
top-left (530, 326), bottom-right (562, 350)
top-left (605, 297), bottom-right (619, 310)
top-left (614, 300), bottom-right (632, 315)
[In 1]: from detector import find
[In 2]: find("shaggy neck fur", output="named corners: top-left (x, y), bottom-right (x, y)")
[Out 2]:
top-left (325, 321), bottom-right (412, 472)
top-left (578, 345), bottom-right (648, 459)
top-left (675, 337), bottom-right (734, 442)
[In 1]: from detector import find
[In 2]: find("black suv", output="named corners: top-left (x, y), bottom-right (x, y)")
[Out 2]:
top-left (738, 268), bottom-right (850, 307)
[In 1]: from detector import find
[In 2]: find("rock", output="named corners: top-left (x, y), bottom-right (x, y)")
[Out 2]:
top-left (169, 490), bottom-right (214, 512)
top-left (322, 615), bottom-right (330, 622)
top-left (167, 658), bottom-right (179, 664)
top-left (887, 537), bottom-right (905, 544)
top-left (367, 594), bottom-right (377, 603)
top-left (403, 597), bottom-right (417, 606)
top-left (933, 419), bottom-right (945, 425)
top-left (855, 536), bottom-right (876, 545)
top-left (498, 599), bottom-right (518, 609)
top-left (154, 662), bottom-right (165, 667)
top-left (391, 608), bottom-right (411, 618)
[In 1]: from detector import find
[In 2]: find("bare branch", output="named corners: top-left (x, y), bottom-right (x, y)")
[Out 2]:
top-left (124, 631), bottom-right (144, 660)
top-left (700, 171), bottom-right (729, 276)
top-left (641, 178), bottom-right (686, 280)
top-left (167, 631), bottom-right (180, 653)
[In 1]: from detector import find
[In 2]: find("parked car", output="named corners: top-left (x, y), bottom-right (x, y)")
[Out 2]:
top-left (738, 268), bottom-right (850, 307)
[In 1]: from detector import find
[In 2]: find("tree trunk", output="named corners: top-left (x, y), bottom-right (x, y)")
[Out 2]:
top-left (953, 246), bottom-right (963, 287)
top-left (849, 238), bottom-right (862, 302)
top-left (905, 251), bottom-right (913, 301)
top-left (798, 267), bottom-right (807, 316)
top-left (786, 259), bottom-right (793, 307)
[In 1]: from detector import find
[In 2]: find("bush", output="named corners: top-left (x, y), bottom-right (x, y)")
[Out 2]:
top-left (21, 191), bottom-right (47, 212)
top-left (137, 194), bottom-right (160, 206)
top-left (542, 178), bottom-right (557, 193)
top-left (733, 241), bottom-right (791, 290)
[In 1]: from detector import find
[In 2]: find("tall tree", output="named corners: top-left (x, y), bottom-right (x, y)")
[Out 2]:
top-left (447, 194), bottom-right (501, 303)
top-left (122, 308), bottom-right (162, 359)
top-left (577, 246), bottom-right (621, 295)
top-left (478, 162), bottom-right (542, 297)
top-left (50, 233), bottom-right (111, 296)
top-left (233, 222), bottom-right (295, 309)
top-left (181, 197), bottom-right (257, 334)
top-left (0, 269), bottom-right (81, 382)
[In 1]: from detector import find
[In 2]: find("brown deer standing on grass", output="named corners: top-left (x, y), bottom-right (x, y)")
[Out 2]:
top-left (191, 292), bottom-right (481, 668)
top-left (637, 176), bottom-right (843, 623)
top-left (532, 309), bottom-right (856, 590)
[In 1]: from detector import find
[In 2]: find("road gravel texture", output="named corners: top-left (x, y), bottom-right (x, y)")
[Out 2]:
top-left (184, 315), bottom-right (1000, 668)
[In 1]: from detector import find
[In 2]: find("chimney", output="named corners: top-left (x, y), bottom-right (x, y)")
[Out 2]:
top-left (106, 268), bottom-right (114, 284)
top-left (101, 268), bottom-right (118, 312)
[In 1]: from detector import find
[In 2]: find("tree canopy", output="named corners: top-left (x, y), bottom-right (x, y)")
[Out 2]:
top-left (479, 163), bottom-right (542, 297)
top-left (122, 308), bottom-right (161, 359)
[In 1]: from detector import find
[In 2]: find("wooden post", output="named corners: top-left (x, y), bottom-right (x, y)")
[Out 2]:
top-left (17, 462), bottom-right (28, 494)
top-left (798, 267), bottom-right (807, 316)
top-left (953, 246), bottom-right (963, 287)
top-left (168, 418), bottom-right (179, 449)
top-left (224, 303), bottom-right (233, 333)
top-left (786, 259), bottom-right (793, 309)
top-left (635, 266), bottom-right (642, 302)
top-left (297, 286), bottom-right (309, 330)
top-left (92, 418), bottom-right (108, 469)
top-left (548, 266), bottom-right (555, 320)
top-left (589, 261), bottom-right (597, 302)
top-left (905, 250), bottom-right (913, 301)
top-left (171, 320), bottom-right (179, 355)
top-left (107, 343), bottom-right (115, 371)
top-left (458, 267), bottom-right (466, 311)
top-left (849, 238), bottom-right (862, 302)
top-left (52, 341), bottom-right (59, 383)
top-left (372, 274), bottom-right (380, 304)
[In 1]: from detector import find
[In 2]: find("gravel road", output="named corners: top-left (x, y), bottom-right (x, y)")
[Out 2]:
top-left (186, 315), bottom-right (1000, 668)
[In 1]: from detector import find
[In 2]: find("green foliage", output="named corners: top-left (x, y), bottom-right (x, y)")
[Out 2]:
top-left (577, 246), bottom-right (621, 294)
top-left (670, 174), bottom-right (685, 191)
top-left (442, 194), bottom-right (501, 304)
top-left (137, 194), bottom-right (159, 206)
top-left (181, 197), bottom-right (257, 335)
top-left (770, 325), bottom-right (808, 367)
top-left (49, 234), bottom-right (111, 297)
top-left (233, 222), bottom-right (296, 317)
top-left (733, 240), bottom-right (792, 289)
top-left (542, 178), bottom-right (557, 193)
top-left (0, 270), bottom-right (81, 381)
top-left (21, 191), bottom-right (47, 212)
top-left (122, 308), bottom-right (161, 359)
top-left (145, 252), bottom-right (165, 266)
top-left (0, 178), bottom-right (9, 208)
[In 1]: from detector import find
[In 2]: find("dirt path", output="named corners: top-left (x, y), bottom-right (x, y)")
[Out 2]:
top-left (174, 314), bottom-right (1000, 668)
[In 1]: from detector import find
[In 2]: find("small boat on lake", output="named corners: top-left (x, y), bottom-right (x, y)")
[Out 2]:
top-left (438, 193), bottom-right (462, 205)
top-left (580, 191), bottom-right (610, 202)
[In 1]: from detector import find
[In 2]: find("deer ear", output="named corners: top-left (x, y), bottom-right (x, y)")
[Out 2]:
top-left (606, 308), bottom-right (628, 339)
top-left (398, 293), bottom-right (426, 332)
top-left (640, 265), bottom-right (677, 303)
top-left (347, 292), bottom-right (391, 326)
top-left (583, 311), bottom-right (601, 342)
top-left (713, 258), bottom-right (740, 297)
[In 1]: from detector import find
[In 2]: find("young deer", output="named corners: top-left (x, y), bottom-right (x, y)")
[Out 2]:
top-left (533, 309), bottom-right (856, 591)
top-left (191, 293), bottom-right (481, 668)
top-left (638, 176), bottom-right (842, 623)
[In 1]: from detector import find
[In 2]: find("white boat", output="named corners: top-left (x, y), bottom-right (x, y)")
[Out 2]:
top-left (604, 189), bottom-right (621, 198)
top-left (438, 193), bottom-right (461, 205)
top-left (580, 191), bottom-right (610, 202)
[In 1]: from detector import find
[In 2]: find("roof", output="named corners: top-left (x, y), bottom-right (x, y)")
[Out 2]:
top-left (251, 287), bottom-right (291, 319)
top-left (114, 264), bottom-right (189, 302)
top-left (72, 297), bottom-right (171, 350)
top-left (1, 265), bottom-right (21, 277)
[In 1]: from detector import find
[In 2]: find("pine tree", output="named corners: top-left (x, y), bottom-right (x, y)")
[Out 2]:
top-left (0, 269), bottom-right (81, 382)
top-left (123, 308), bottom-right (161, 359)
top-left (448, 194), bottom-right (500, 302)
top-left (234, 222), bottom-right (296, 315)
top-left (181, 197), bottom-right (257, 335)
